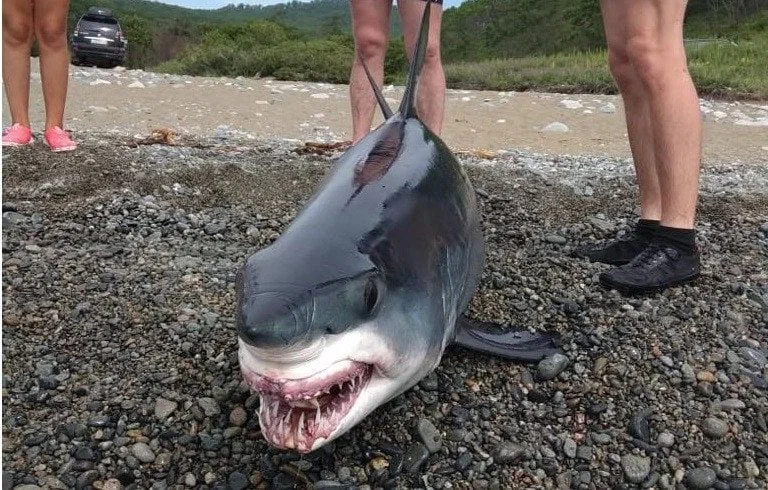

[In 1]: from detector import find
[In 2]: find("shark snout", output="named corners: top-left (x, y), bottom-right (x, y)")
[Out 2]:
top-left (236, 290), bottom-right (312, 349)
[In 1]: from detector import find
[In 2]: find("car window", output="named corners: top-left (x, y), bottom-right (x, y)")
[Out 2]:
top-left (81, 15), bottom-right (118, 25)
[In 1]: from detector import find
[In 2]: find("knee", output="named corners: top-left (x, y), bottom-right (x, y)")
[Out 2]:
top-left (35, 21), bottom-right (68, 50)
top-left (355, 29), bottom-right (388, 62)
top-left (606, 46), bottom-right (637, 92)
top-left (423, 41), bottom-right (441, 67)
top-left (3, 20), bottom-right (33, 48)
top-left (625, 35), bottom-right (684, 92)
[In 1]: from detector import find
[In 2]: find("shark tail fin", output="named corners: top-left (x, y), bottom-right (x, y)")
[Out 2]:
top-left (398, 2), bottom-right (431, 119)
top-left (358, 53), bottom-right (393, 120)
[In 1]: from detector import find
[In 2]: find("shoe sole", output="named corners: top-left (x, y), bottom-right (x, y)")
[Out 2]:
top-left (2, 138), bottom-right (35, 147)
top-left (600, 272), bottom-right (701, 296)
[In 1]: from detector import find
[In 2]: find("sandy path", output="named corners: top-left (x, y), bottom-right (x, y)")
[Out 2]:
top-left (4, 59), bottom-right (768, 165)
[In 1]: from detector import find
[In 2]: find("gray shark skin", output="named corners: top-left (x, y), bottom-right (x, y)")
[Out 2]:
top-left (235, 5), bottom-right (561, 453)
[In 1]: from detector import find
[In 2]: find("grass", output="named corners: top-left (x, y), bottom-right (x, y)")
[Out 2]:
top-left (441, 36), bottom-right (768, 99)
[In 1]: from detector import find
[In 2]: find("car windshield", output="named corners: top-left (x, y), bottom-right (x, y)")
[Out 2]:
top-left (81, 14), bottom-right (118, 25)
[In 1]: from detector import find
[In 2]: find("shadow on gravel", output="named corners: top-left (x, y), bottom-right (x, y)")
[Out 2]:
top-left (3, 139), bottom-right (767, 489)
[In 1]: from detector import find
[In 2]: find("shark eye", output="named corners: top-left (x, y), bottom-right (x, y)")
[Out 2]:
top-left (363, 277), bottom-right (380, 316)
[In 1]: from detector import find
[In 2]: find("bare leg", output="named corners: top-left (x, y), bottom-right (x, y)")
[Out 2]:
top-left (599, 0), bottom-right (661, 221)
top-left (349, 0), bottom-right (393, 143)
top-left (2, 0), bottom-right (34, 128)
top-left (397, 0), bottom-right (445, 135)
top-left (620, 0), bottom-right (702, 229)
top-left (34, 0), bottom-right (71, 130)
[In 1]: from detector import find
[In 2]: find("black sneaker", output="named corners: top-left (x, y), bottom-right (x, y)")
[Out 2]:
top-left (571, 230), bottom-right (652, 266)
top-left (599, 243), bottom-right (701, 295)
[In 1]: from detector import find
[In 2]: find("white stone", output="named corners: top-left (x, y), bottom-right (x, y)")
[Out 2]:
top-left (311, 93), bottom-right (330, 99)
top-left (600, 102), bottom-right (617, 114)
top-left (128, 81), bottom-right (145, 89)
top-left (560, 99), bottom-right (583, 109)
top-left (541, 122), bottom-right (570, 133)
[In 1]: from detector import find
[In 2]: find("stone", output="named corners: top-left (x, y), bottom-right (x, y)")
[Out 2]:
top-left (621, 454), bottom-right (651, 483)
top-left (154, 398), bottom-right (178, 420)
top-left (130, 442), bottom-right (156, 463)
top-left (541, 122), bottom-right (570, 133)
top-left (702, 417), bottom-right (728, 439)
top-left (686, 467), bottom-right (717, 489)
top-left (538, 353), bottom-right (569, 380)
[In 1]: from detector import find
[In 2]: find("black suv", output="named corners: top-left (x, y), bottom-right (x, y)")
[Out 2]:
top-left (70, 7), bottom-right (127, 68)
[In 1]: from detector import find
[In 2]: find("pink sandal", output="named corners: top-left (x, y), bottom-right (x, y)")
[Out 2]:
top-left (2, 123), bottom-right (34, 147)
top-left (43, 126), bottom-right (77, 152)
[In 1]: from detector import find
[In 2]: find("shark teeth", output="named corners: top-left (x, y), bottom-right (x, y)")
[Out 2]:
top-left (256, 365), bottom-right (373, 453)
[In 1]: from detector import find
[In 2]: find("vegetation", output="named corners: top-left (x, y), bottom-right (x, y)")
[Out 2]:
top-left (63, 0), bottom-right (768, 98)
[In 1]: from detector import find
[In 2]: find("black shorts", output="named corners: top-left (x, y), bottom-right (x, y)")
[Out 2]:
top-left (420, 0), bottom-right (443, 4)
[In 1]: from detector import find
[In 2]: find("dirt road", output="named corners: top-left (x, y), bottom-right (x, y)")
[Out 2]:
top-left (4, 59), bottom-right (768, 165)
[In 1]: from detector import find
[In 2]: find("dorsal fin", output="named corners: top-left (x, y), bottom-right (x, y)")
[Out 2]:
top-left (358, 54), bottom-right (393, 120)
top-left (398, 2), bottom-right (431, 118)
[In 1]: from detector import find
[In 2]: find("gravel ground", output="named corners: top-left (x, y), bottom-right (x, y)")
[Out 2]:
top-left (2, 133), bottom-right (768, 490)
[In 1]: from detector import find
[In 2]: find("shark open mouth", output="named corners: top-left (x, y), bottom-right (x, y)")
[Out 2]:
top-left (253, 362), bottom-right (374, 452)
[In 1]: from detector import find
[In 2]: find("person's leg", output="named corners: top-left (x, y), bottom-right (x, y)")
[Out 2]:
top-left (599, 0), bottom-right (701, 294)
top-left (623, 0), bottom-right (701, 230)
top-left (2, 0), bottom-right (34, 136)
top-left (34, 0), bottom-right (71, 130)
top-left (396, 0), bottom-right (444, 135)
top-left (349, 0), bottom-right (393, 143)
top-left (601, 0), bottom-right (662, 222)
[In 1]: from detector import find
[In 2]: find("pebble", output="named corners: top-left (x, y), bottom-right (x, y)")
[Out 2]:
top-left (402, 443), bottom-right (429, 474)
top-left (600, 102), bottom-right (617, 113)
top-left (537, 353), bottom-right (569, 380)
top-left (184, 473), bottom-right (196, 487)
top-left (702, 417), bottom-right (729, 439)
top-left (154, 398), bottom-right (178, 419)
top-left (686, 467), bottom-right (717, 489)
top-left (657, 432), bottom-right (675, 448)
top-left (563, 438), bottom-right (577, 458)
top-left (128, 81), bottom-right (145, 89)
top-left (130, 442), bottom-right (156, 463)
top-left (228, 472), bottom-right (248, 490)
top-left (630, 408), bottom-right (652, 443)
top-left (560, 100), bottom-right (583, 109)
top-left (455, 451), bottom-right (473, 471)
top-left (540, 122), bottom-right (570, 133)
top-left (494, 443), bottom-right (524, 464)
top-left (621, 454), bottom-right (651, 483)
top-left (718, 399), bottom-right (746, 411)
top-left (230, 406), bottom-right (248, 426)
top-left (544, 234), bottom-right (567, 245)
top-left (197, 397), bottom-right (221, 416)
top-left (697, 371), bottom-right (717, 383)
top-left (417, 418), bottom-right (442, 453)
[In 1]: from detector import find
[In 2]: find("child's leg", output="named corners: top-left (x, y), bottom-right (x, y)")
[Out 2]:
top-left (34, 0), bottom-right (71, 130)
top-left (2, 0), bottom-right (34, 128)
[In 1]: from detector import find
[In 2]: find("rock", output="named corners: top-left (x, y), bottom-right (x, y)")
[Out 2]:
top-left (686, 467), bottom-right (717, 489)
top-left (402, 443), bottom-right (429, 474)
top-left (102, 480), bottom-right (123, 490)
top-left (128, 81), bottom-right (145, 89)
top-left (228, 472), bottom-right (248, 490)
top-left (563, 438), bottom-right (577, 458)
top-left (697, 371), bottom-right (717, 383)
top-left (76, 470), bottom-right (100, 489)
top-left (560, 100), bottom-right (583, 110)
top-left (657, 432), bottom-right (675, 448)
top-left (630, 408), bottom-right (652, 443)
top-left (417, 418), bottom-right (442, 453)
top-left (600, 102), bottom-right (617, 113)
top-left (130, 442), bottom-right (156, 463)
top-left (621, 454), bottom-right (651, 483)
top-left (311, 93), bottom-right (330, 99)
top-left (455, 451), bottom-right (473, 471)
top-left (702, 418), bottom-right (728, 439)
top-left (718, 399), bottom-right (746, 411)
top-left (230, 406), bottom-right (247, 426)
top-left (198, 397), bottom-right (221, 416)
top-left (537, 353), bottom-right (569, 380)
top-left (419, 373), bottom-right (438, 391)
top-left (154, 398), bottom-right (178, 420)
top-left (545, 234), bottom-right (567, 245)
top-left (184, 473), bottom-right (196, 487)
top-left (540, 122), bottom-right (570, 133)
top-left (494, 443), bottom-right (524, 464)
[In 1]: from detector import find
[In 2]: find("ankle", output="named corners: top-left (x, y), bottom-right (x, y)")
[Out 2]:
top-left (654, 225), bottom-right (697, 254)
